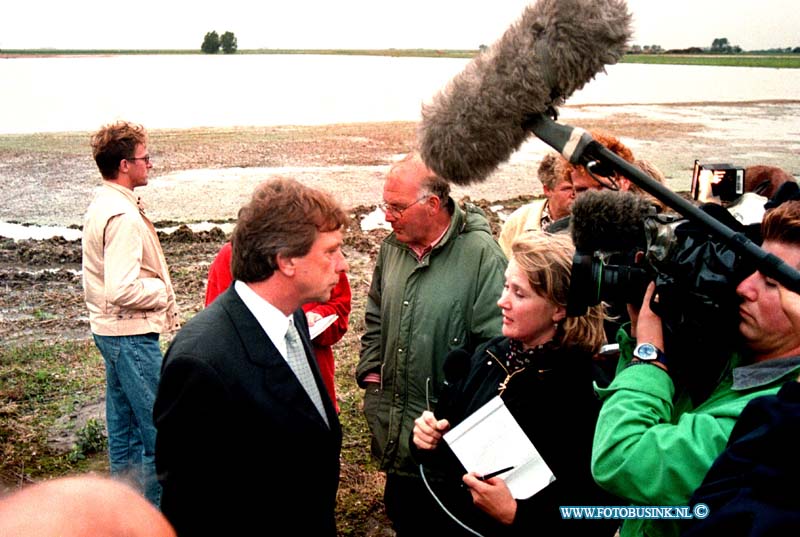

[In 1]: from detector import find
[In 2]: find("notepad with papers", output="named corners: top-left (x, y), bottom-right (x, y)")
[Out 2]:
top-left (443, 395), bottom-right (555, 499)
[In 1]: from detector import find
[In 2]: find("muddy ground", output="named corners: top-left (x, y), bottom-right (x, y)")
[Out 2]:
top-left (0, 105), bottom-right (798, 528)
top-left (0, 210), bottom-right (393, 348)
top-left (2, 102), bottom-right (799, 348)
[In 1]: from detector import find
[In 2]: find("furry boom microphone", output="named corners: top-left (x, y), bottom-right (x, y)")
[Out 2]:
top-left (570, 189), bottom-right (654, 254)
top-left (419, 0), bottom-right (631, 185)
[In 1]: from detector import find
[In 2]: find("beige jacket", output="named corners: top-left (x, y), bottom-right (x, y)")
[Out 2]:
top-left (497, 198), bottom-right (548, 258)
top-left (82, 182), bottom-right (180, 336)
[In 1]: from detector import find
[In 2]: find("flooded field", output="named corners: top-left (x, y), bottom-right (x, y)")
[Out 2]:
top-left (2, 101), bottom-right (799, 230)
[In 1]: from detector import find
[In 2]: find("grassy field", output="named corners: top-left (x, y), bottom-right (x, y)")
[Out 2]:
top-left (621, 54), bottom-right (800, 69)
top-left (3, 48), bottom-right (799, 67)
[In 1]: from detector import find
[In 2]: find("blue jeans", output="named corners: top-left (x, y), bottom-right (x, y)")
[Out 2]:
top-left (93, 332), bottom-right (163, 507)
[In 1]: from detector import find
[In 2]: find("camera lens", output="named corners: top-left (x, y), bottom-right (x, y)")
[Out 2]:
top-left (566, 252), bottom-right (649, 317)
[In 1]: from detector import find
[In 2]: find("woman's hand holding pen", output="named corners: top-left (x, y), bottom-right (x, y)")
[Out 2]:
top-left (412, 411), bottom-right (450, 450)
top-left (462, 472), bottom-right (517, 525)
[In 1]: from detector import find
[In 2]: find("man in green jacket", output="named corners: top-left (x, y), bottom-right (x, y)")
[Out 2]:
top-left (357, 152), bottom-right (507, 535)
top-left (591, 200), bottom-right (800, 537)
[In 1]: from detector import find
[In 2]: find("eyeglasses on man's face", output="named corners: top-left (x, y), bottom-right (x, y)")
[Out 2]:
top-left (127, 155), bottom-right (151, 164)
top-left (379, 194), bottom-right (429, 218)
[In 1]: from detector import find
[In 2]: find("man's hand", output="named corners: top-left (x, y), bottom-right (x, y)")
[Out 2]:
top-left (627, 282), bottom-right (665, 351)
top-left (412, 411), bottom-right (450, 450)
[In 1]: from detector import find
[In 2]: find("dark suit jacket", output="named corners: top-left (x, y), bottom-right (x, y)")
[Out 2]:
top-left (154, 287), bottom-right (342, 537)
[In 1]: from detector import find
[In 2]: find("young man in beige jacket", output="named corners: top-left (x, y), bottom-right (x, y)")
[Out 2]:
top-left (82, 121), bottom-right (179, 507)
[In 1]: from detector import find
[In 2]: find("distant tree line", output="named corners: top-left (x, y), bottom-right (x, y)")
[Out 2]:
top-left (710, 38), bottom-right (742, 54)
top-left (628, 37), bottom-right (799, 55)
top-left (201, 31), bottom-right (238, 54)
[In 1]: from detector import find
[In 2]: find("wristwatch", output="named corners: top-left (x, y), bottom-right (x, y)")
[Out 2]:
top-left (631, 342), bottom-right (668, 369)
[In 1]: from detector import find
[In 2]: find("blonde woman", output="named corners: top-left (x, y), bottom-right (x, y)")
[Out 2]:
top-left (412, 232), bottom-right (618, 536)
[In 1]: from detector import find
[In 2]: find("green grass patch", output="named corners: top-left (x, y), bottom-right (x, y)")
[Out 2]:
top-left (0, 340), bottom-right (106, 483)
top-left (622, 54), bottom-right (800, 69)
top-left (67, 418), bottom-right (107, 463)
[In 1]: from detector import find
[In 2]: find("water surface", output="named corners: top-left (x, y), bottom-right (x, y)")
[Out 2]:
top-left (2, 55), bottom-right (798, 135)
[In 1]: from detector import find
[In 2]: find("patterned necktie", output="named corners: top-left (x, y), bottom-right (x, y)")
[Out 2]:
top-left (284, 320), bottom-right (329, 427)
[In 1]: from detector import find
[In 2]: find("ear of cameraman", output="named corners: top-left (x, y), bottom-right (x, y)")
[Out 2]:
top-left (591, 200), bottom-right (800, 537)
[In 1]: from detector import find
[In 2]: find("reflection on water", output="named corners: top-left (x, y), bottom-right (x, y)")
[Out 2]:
top-left (0, 222), bottom-right (82, 241)
top-left (1, 55), bottom-right (799, 135)
top-left (566, 101), bottom-right (800, 143)
top-left (0, 221), bottom-right (235, 241)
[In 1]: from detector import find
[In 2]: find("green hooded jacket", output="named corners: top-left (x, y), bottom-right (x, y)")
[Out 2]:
top-left (357, 201), bottom-right (507, 476)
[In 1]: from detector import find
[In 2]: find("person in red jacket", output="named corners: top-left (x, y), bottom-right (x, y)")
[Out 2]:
top-left (205, 241), bottom-right (351, 412)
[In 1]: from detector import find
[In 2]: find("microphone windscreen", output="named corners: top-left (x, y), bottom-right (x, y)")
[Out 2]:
top-left (570, 190), bottom-right (653, 254)
top-left (419, 0), bottom-right (631, 185)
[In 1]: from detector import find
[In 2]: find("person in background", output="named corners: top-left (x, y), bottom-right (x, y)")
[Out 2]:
top-left (81, 121), bottom-right (180, 507)
top-left (205, 241), bottom-right (351, 412)
top-left (498, 153), bottom-right (572, 257)
top-left (541, 130), bottom-right (640, 236)
top-left (567, 130), bottom-right (636, 196)
top-left (155, 178), bottom-right (347, 536)
top-left (744, 165), bottom-right (796, 199)
top-left (357, 152), bottom-right (507, 535)
top-left (592, 200), bottom-right (800, 537)
top-left (411, 232), bottom-right (619, 536)
top-left (631, 158), bottom-right (668, 211)
top-left (0, 475), bottom-right (176, 537)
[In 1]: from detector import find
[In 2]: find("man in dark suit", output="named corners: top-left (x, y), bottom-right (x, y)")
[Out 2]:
top-left (154, 178), bottom-right (349, 536)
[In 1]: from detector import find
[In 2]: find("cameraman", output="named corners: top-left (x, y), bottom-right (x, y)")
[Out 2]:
top-left (681, 281), bottom-right (800, 536)
top-left (591, 200), bottom-right (800, 537)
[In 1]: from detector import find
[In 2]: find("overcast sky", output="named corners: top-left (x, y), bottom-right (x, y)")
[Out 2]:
top-left (2, 0), bottom-right (798, 52)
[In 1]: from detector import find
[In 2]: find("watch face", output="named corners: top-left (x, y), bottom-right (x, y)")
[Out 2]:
top-left (635, 343), bottom-right (657, 360)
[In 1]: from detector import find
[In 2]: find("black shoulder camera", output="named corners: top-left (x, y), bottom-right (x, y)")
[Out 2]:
top-left (566, 190), bottom-right (755, 402)
top-left (691, 160), bottom-right (745, 202)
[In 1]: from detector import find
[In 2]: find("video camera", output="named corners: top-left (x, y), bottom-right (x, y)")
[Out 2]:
top-left (566, 190), bottom-right (756, 401)
top-left (567, 192), bottom-right (753, 327)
